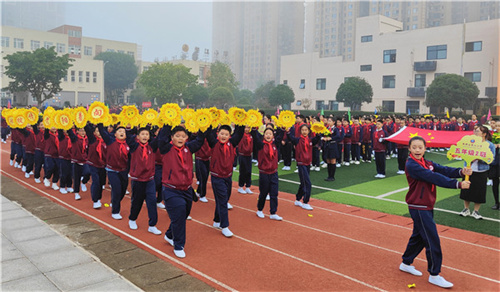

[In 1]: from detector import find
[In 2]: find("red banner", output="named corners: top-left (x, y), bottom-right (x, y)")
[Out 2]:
top-left (142, 102), bottom-right (152, 108)
top-left (385, 126), bottom-right (473, 148)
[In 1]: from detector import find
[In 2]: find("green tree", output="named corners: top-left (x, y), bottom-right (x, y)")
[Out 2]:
top-left (137, 62), bottom-right (198, 105)
top-left (335, 77), bottom-right (373, 111)
top-left (426, 74), bottom-right (480, 113)
top-left (206, 61), bottom-right (239, 92)
top-left (234, 89), bottom-right (254, 105)
top-left (94, 52), bottom-right (138, 105)
top-left (209, 87), bottom-right (235, 108)
top-left (128, 86), bottom-right (148, 106)
top-left (254, 81), bottom-right (275, 101)
top-left (269, 84), bottom-right (295, 107)
top-left (183, 84), bottom-right (209, 108)
top-left (3, 47), bottom-right (73, 106)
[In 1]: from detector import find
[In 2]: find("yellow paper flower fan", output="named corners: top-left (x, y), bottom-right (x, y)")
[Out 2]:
top-left (209, 107), bottom-right (222, 128)
top-left (54, 109), bottom-right (74, 131)
top-left (181, 108), bottom-right (195, 120)
top-left (120, 105), bottom-right (140, 126)
top-left (310, 122), bottom-right (327, 134)
top-left (44, 106), bottom-right (55, 115)
top-left (111, 114), bottom-right (120, 125)
top-left (1, 108), bottom-right (12, 119)
top-left (13, 109), bottom-right (28, 129)
top-left (271, 116), bottom-right (282, 128)
top-left (88, 101), bottom-right (109, 124)
top-left (6, 115), bottom-right (16, 128)
top-left (43, 111), bottom-right (55, 129)
top-left (73, 107), bottom-right (88, 128)
top-left (228, 107), bottom-right (247, 125)
top-left (218, 110), bottom-right (231, 126)
top-left (101, 113), bottom-right (114, 127)
top-left (278, 110), bottom-right (295, 129)
top-left (29, 107), bottom-right (40, 116)
top-left (25, 109), bottom-right (38, 125)
top-left (195, 108), bottom-right (212, 132)
top-left (245, 109), bottom-right (263, 128)
top-left (141, 109), bottom-right (158, 126)
top-left (185, 116), bottom-right (199, 133)
top-left (160, 103), bottom-right (182, 126)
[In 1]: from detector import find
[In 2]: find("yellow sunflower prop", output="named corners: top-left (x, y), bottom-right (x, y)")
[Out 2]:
top-left (14, 109), bottom-right (28, 129)
top-left (88, 101), bottom-right (109, 124)
top-left (184, 116), bottom-right (199, 133)
top-left (219, 110), bottom-right (231, 126)
top-left (141, 109), bottom-right (158, 127)
top-left (278, 110), bottom-right (295, 129)
top-left (110, 114), bottom-right (120, 125)
top-left (195, 108), bottom-right (212, 132)
top-left (44, 106), bottom-right (55, 115)
top-left (245, 109), bottom-right (263, 128)
top-left (160, 103), bottom-right (181, 127)
top-left (101, 113), bottom-right (114, 127)
top-left (310, 122), bottom-right (327, 134)
top-left (43, 111), bottom-right (54, 129)
top-left (271, 116), bottom-right (282, 128)
top-left (6, 115), bottom-right (16, 128)
top-left (228, 107), bottom-right (247, 125)
top-left (181, 108), bottom-right (195, 120)
top-left (54, 109), bottom-right (74, 131)
top-left (209, 107), bottom-right (222, 128)
top-left (1, 108), bottom-right (12, 119)
top-left (120, 105), bottom-right (140, 127)
top-left (73, 107), bottom-right (88, 128)
top-left (26, 109), bottom-right (39, 125)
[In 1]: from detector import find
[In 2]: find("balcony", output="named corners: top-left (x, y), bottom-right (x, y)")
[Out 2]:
top-left (414, 61), bottom-right (437, 72)
top-left (486, 87), bottom-right (497, 98)
top-left (407, 87), bottom-right (426, 97)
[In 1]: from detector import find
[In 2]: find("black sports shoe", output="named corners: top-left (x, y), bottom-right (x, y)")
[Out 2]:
top-left (491, 204), bottom-right (499, 210)
top-left (324, 177), bottom-right (335, 182)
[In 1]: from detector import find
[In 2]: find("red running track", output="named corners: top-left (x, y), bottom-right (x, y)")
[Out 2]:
top-left (1, 144), bottom-right (499, 291)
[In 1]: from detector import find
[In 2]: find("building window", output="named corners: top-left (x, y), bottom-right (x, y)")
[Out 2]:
top-left (427, 45), bottom-right (447, 60)
top-left (1, 36), bottom-right (9, 47)
top-left (406, 101), bottom-right (420, 115)
top-left (412, 24), bottom-right (417, 30)
top-left (360, 65), bottom-right (372, 71)
top-left (78, 71), bottom-right (83, 82)
top-left (464, 72), bottom-right (481, 82)
top-left (69, 45), bottom-right (81, 55)
top-left (383, 49), bottom-right (396, 63)
top-left (383, 75), bottom-right (396, 88)
top-left (329, 100), bottom-right (339, 111)
top-left (86, 71), bottom-right (90, 82)
top-left (415, 74), bottom-right (426, 87)
top-left (316, 100), bottom-right (325, 110)
top-left (361, 35), bottom-right (372, 42)
top-left (30, 40), bottom-right (40, 50)
top-left (57, 43), bottom-right (65, 53)
top-left (71, 71), bottom-right (75, 82)
top-left (14, 38), bottom-right (24, 49)
top-left (106, 49), bottom-right (115, 53)
top-left (93, 72), bottom-right (97, 83)
top-left (44, 41), bottom-right (53, 49)
top-left (84, 46), bottom-right (92, 56)
top-left (344, 77), bottom-right (353, 82)
top-left (127, 51), bottom-right (134, 58)
top-left (382, 101), bottom-right (395, 112)
top-left (299, 79), bottom-right (305, 89)
top-left (68, 30), bottom-right (82, 38)
top-left (434, 73), bottom-right (445, 78)
top-left (63, 74), bottom-right (67, 82)
top-left (465, 41), bottom-right (482, 52)
top-left (283, 80), bottom-right (288, 85)
top-left (316, 78), bottom-right (326, 90)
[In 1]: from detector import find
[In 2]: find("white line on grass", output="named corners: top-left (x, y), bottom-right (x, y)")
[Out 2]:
top-left (376, 187), bottom-right (409, 198)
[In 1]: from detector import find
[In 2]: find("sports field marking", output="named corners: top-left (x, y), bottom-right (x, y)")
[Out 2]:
top-left (376, 187), bottom-right (409, 198)
top-left (0, 170), bottom-right (238, 292)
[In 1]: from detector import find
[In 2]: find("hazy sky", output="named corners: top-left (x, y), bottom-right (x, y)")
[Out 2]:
top-left (64, 1), bottom-right (213, 62)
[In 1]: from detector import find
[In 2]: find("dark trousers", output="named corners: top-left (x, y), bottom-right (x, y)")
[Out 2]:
top-left (44, 157), bottom-right (59, 183)
top-left (12, 143), bottom-right (23, 163)
top-left (212, 176), bottom-right (232, 228)
top-left (34, 150), bottom-right (44, 179)
top-left (163, 188), bottom-right (192, 251)
top-left (351, 143), bottom-right (361, 161)
top-left (258, 172), bottom-right (278, 214)
top-left (129, 180), bottom-right (158, 226)
top-left (402, 209), bottom-right (442, 276)
top-left (10, 142), bottom-right (17, 161)
top-left (281, 142), bottom-right (292, 167)
top-left (1, 128), bottom-right (7, 141)
top-left (362, 142), bottom-right (372, 161)
top-left (24, 152), bottom-right (34, 174)
top-left (108, 170), bottom-right (129, 214)
top-left (397, 148), bottom-right (408, 171)
top-left (73, 163), bottom-right (90, 193)
top-left (233, 152), bottom-right (238, 168)
top-left (312, 147), bottom-right (320, 167)
top-left (21, 147), bottom-right (28, 167)
top-left (154, 165), bottom-right (163, 203)
top-left (238, 155), bottom-right (252, 187)
top-left (296, 165), bottom-right (312, 204)
top-left (59, 159), bottom-right (73, 188)
top-left (493, 177), bottom-right (499, 205)
top-left (89, 165), bottom-right (106, 202)
top-left (375, 152), bottom-right (386, 175)
top-left (195, 159), bottom-right (209, 197)
top-left (343, 143), bottom-right (351, 162)
top-left (337, 143), bottom-right (343, 163)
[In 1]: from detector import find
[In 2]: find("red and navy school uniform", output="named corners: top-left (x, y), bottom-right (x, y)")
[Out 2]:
top-left (343, 124), bottom-right (353, 163)
top-left (85, 124), bottom-right (107, 204)
top-left (252, 128), bottom-right (284, 214)
top-left (336, 125), bottom-right (345, 163)
top-left (194, 139), bottom-right (212, 199)
top-left (158, 125), bottom-right (206, 251)
top-left (19, 127), bottom-right (36, 174)
top-left (206, 126), bottom-right (245, 229)
top-left (372, 128), bottom-right (388, 175)
top-left (324, 125), bottom-right (342, 179)
top-left (448, 121), bottom-right (457, 131)
top-left (468, 120), bottom-right (478, 130)
top-left (1, 117), bottom-right (8, 142)
top-left (98, 124), bottom-right (130, 216)
top-left (58, 130), bottom-right (73, 189)
top-left (126, 129), bottom-right (160, 228)
top-left (10, 129), bottom-right (23, 164)
top-left (43, 129), bottom-right (60, 183)
top-left (402, 155), bottom-right (464, 276)
top-left (361, 123), bottom-right (374, 162)
top-left (68, 130), bottom-right (90, 194)
top-left (280, 131), bottom-right (292, 167)
top-left (456, 123), bottom-right (468, 131)
top-left (154, 143), bottom-right (164, 204)
top-left (350, 124), bottom-right (363, 162)
top-left (383, 121), bottom-right (395, 156)
top-left (33, 124), bottom-right (45, 180)
top-left (238, 132), bottom-right (254, 189)
top-left (287, 130), bottom-right (321, 204)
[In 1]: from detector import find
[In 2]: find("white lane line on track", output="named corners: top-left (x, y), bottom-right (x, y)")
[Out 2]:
top-left (0, 170), bottom-right (238, 292)
top-left (376, 187), bottom-right (409, 198)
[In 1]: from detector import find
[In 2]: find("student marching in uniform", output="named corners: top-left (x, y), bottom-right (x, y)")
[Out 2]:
top-left (206, 124), bottom-right (244, 237)
top-left (335, 119), bottom-right (345, 167)
top-left (342, 118), bottom-right (352, 165)
top-left (150, 127), bottom-right (166, 209)
top-left (350, 117), bottom-right (363, 164)
top-left (33, 120), bottom-right (45, 183)
top-left (57, 130), bottom-right (73, 194)
top-left (68, 127), bottom-right (90, 200)
top-left (396, 119), bottom-right (409, 175)
top-left (158, 125), bottom-right (206, 258)
top-left (362, 118), bottom-right (373, 163)
top-left (288, 124), bottom-right (322, 210)
top-left (252, 126), bottom-right (284, 220)
top-left (98, 123), bottom-right (129, 220)
top-left (19, 124), bottom-right (36, 179)
top-left (43, 126), bottom-right (60, 190)
top-left (400, 136), bottom-right (471, 289)
top-left (237, 126), bottom-right (254, 194)
top-left (373, 120), bottom-right (388, 178)
top-left (324, 116), bottom-right (341, 182)
top-left (10, 128), bottom-right (23, 168)
top-left (85, 124), bottom-right (107, 209)
top-left (194, 138), bottom-right (212, 203)
top-left (126, 127), bottom-right (162, 235)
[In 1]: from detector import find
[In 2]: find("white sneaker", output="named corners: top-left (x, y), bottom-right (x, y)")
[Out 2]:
top-left (256, 211), bottom-right (265, 218)
top-left (344, 162), bottom-right (350, 166)
top-left (199, 196), bottom-right (208, 203)
top-left (125, 190), bottom-right (130, 195)
top-left (294, 200), bottom-right (303, 207)
top-left (302, 204), bottom-right (313, 210)
top-left (25, 172), bottom-right (30, 179)
top-left (34, 178), bottom-right (41, 183)
top-left (14, 162), bottom-right (19, 168)
top-left (238, 187), bottom-right (246, 194)
top-left (174, 249), bottom-right (186, 258)
top-left (397, 170), bottom-right (405, 175)
top-left (354, 161), bottom-right (360, 165)
top-left (471, 210), bottom-right (483, 220)
top-left (111, 213), bottom-right (123, 220)
top-left (392, 154), bottom-right (398, 158)
top-left (148, 226), bottom-right (162, 235)
top-left (245, 188), bottom-right (253, 194)
top-left (227, 202), bottom-right (233, 210)
top-left (157, 202), bottom-right (165, 209)
top-left (52, 183), bottom-right (59, 191)
top-left (59, 188), bottom-right (67, 194)
top-left (74, 193), bottom-right (81, 200)
top-left (44, 178), bottom-right (50, 187)
top-left (294, 169), bottom-right (299, 173)
top-left (399, 263), bottom-right (423, 276)
top-left (22, 165), bottom-right (26, 172)
top-left (315, 166), bottom-right (320, 171)
top-left (375, 174), bottom-right (381, 178)
top-left (459, 208), bottom-right (470, 217)
top-left (254, 162), bottom-right (258, 166)
top-left (81, 184), bottom-right (87, 192)
top-left (102, 185), bottom-right (106, 190)
top-left (429, 275), bottom-right (453, 288)
top-left (386, 155), bottom-right (391, 160)
top-left (29, 171), bottom-right (34, 175)
top-left (321, 163), bottom-right (328, 168)
top-left (66, 187), bottom-right (74, 193)
top-left (233, 167), bottom-right (237, 171)
top-left (266, 195), bottom-right (270, 201)
top-left (336, 163), bottom-right (341, 167)
top-left (10, 160), bottom-right (13, 166)
top-left (196, 181), bottom-right (200, 185)
top-left (270, 214), bottom-right (283, 221)
top-left (378, 174), bottom-right (386, 178)
top-left (164, 235), bottom-right (174, 246)
top-left (487, 179), bottom-right (493, 186)
top-left (213, 222), bottom-right (221, 229)
top-left (221, 227), bottom-right (233, 238)
top-left (187, 216), bottom-right (192, 220)
top-left (93, 200), bottom-right (102, 209)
